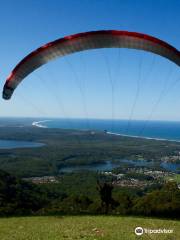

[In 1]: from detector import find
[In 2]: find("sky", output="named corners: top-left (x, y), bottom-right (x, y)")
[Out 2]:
top-left (0, 0), bottom-right (180, 120)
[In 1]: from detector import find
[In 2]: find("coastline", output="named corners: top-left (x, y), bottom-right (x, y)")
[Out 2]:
top-left (107, 131), bottom-right (180, 143)
top-left (31, 119), bottom-right (180, 143)
top-left (32, 120), bottom-right (51, 128)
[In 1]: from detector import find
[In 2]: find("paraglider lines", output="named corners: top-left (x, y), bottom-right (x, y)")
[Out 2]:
top-left (138, 67), bottom-right (175, 137)
top-left (126, 56), bottom-right (142, 135)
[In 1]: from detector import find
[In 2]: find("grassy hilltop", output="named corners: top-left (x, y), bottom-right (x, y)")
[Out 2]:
top-left (0, 215), bottom-right (179, 240)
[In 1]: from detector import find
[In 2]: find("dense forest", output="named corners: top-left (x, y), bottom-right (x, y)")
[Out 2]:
top-left (0, 169), bottom-right (179, 218)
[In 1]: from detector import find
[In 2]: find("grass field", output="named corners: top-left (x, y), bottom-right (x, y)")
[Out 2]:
top-left (0, 215), bottom-right (179, 240)
top-left (165, 174), bottom-right (180, 184)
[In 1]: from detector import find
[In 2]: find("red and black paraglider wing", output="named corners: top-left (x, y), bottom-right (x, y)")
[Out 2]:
top-left (3, 30), bottom-right (180, 100)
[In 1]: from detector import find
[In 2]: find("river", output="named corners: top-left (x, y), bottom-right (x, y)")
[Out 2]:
top-left (59, 159), bottom-right (180, 173)
top-left (0, 140), bottom-right (45, 149)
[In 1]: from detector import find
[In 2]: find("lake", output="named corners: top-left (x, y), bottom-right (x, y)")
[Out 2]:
top-left (59, 159), bottom-right (180, 173)
top-left (0, 140), bottom-right (45, 149)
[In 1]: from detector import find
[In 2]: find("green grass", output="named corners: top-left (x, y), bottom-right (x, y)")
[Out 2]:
top-left (0, 215), bottom-right (179, 240)
top-left (172, 174), bottom-right (180, 183)
top-left (165, 174), bottom-right (180, 184)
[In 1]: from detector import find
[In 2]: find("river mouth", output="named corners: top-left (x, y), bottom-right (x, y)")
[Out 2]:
top-left (0, 140), bottom-right (45, 149)
top-left (59, 159), bottom-right (180, 173)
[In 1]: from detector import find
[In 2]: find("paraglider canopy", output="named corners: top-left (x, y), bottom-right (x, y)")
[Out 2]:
top-left (2, 30), bottom-right (180, 100)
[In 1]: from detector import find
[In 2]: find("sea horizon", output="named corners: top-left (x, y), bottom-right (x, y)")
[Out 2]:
top-left (1, 117), bottom-right (180, 142)
top-left (30, 118), bottom-right (180, 142)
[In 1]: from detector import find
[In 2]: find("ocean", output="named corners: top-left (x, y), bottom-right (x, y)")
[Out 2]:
top-left (32, 118), bottom-right (180, 142)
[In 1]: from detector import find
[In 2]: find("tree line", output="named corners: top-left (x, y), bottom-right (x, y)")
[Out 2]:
top-left (0, 170), bottom-right (179, 218)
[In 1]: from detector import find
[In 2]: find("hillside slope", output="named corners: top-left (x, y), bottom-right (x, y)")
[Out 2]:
top-left (0, 215), bottom-right (179, 240)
